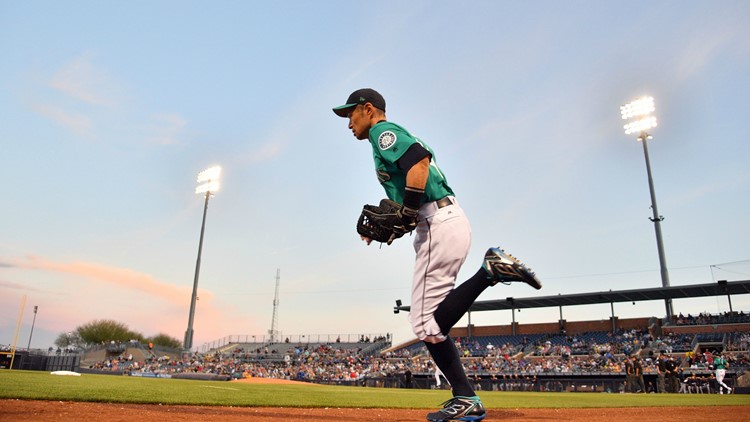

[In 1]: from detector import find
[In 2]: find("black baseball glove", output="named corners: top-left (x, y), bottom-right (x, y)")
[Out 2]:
top-left (357, 198), bottom-right (418, 245)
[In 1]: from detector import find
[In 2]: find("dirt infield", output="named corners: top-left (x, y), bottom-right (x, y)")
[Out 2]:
top-left (1, 400), bottom-right (748, 421)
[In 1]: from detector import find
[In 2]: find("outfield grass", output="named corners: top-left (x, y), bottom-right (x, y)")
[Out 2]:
top-left (1, 370), bottom-right (748, 409)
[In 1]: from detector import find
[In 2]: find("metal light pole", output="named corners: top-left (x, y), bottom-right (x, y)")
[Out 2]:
top-left (184, 166), bottom-right (221, 351)
top-left (26, 305), bottom-right (38, 350)
top-left (620, 97), bottom-right (673, 319)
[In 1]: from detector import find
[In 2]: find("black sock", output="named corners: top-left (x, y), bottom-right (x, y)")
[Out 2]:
top-left (433, 268), bottom-right (489, 335)
top-left (425, 337), bottom-right (475, 397)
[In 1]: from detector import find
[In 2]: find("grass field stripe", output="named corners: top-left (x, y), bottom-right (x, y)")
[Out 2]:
top-left (201, 385), bottom-right (239, 391)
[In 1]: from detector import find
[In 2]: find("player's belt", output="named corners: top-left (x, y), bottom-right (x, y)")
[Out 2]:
top-left (436, 197), bottom-right (453, 208)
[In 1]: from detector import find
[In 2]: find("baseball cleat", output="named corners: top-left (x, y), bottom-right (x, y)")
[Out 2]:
top-left (426, 396), bottom-right (486, 421)
top-left (483, 246), bottom-right (542, 290)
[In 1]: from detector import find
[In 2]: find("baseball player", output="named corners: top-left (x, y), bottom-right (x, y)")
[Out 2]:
top-left (713, 352), bottom-right (732, 394)
top-left (656, 351), bottom-right (667, 393)
top-left (435, 365), bottom-right (447, 389)
top-left (632, 356), bottom-right (646, 393)
top-left (624, 355), bottom-right (634, 392)
top-left (333, 88), bottom-right (541, 421)
top-left (665, 355), bottom-right (679, 393)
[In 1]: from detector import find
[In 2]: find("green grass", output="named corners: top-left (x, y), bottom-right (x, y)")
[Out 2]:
top-left (1, 370), bottom-right (748, 409)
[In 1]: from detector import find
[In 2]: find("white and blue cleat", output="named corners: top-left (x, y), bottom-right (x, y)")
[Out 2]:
top-left (482, 246), bottom-right (542, 290)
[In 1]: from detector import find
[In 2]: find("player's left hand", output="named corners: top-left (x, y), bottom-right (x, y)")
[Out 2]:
top-left (395, 207), bottom-right (418, 234)
top-left (357, 199), bottom-right (416, 245)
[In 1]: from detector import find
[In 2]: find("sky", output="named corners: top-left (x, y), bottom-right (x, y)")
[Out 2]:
top-left (2, 1), bottom-right (749, 352)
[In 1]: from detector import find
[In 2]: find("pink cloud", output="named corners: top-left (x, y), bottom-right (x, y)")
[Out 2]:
top-left (6, 255), bottom-right (203, 306)
top-left (1, 256), bottom-right (260, 347)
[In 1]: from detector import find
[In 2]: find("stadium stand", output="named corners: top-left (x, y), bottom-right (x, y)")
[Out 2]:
top-left (76, 311), bottom-right (749, 394)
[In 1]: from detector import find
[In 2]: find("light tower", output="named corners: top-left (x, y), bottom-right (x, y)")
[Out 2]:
top-left (620, 96), bottom-right (673, 319)
top-left (26, 305), bottom-right (38, 350)
top-left (268, 269), bottom-right (281, 343)
top-left (184, 165), bottom-right (221, 351)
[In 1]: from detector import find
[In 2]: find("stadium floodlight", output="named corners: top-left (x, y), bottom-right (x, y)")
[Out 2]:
top-left (623, 116), bottom-right (657, 135)
top-left (195, 166), bottom-right (221, 194)
top-left (184, 165), bottom-right (222, 351)
top-left (621, 96), bottom-right (657, 138)
top-left (620, 96), bottom-right (672, 319)
top-left (620, 96), bottom-right (655, 120)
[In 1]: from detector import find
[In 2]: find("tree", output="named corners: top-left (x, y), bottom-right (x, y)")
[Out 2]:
top-left (54, 331), bottom-right (83, 350)
top-left (149, 333), bottom-right (182, 349)
top-left (55, 319), bottom-right (185, 350)
top-left (74, 319), bottom-right (143, 346)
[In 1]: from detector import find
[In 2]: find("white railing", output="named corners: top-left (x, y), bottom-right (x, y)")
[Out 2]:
top-left (197, 333), bottom-right (391, 353)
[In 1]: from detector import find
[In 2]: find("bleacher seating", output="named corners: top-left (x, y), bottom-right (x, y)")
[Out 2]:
top-left (81, 312), bottom-right (748, 393)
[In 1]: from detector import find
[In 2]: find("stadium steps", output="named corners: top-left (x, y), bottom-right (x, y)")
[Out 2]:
top-left (359, 341), bottom-right (390, 357)
top-left (215, 343), bottom-right (240, 354)
top-left (80, 348), bottom-right (108, 368)
top-left (131, 344), bottom-right (151, 361)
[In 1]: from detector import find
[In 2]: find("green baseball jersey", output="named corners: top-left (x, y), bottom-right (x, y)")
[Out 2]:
top-left (368, 121), bottom-right (454, 205)
top-left (714, 356), bottom-right (727, 369)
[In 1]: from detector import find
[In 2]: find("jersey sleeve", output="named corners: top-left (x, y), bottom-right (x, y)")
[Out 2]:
top-left (369, 123), bottom-right (416, 165)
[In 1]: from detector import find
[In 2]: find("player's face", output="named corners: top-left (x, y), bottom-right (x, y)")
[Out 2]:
top-left (347, 105), bottom-right (371, 140)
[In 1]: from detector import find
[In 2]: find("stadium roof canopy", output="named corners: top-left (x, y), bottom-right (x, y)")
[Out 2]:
top-left (393, 279), bottom-right (750, 314)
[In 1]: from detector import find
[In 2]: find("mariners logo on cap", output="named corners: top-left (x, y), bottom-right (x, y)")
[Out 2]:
top-left (378, 131), bottom-right (397, 150)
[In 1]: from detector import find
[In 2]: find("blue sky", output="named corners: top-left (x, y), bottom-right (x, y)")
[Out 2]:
top-left (2, 1), bottom-right (749, 351)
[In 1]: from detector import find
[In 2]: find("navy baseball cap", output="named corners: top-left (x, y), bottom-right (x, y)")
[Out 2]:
top-left (332, 88), bottom-right (386, 117)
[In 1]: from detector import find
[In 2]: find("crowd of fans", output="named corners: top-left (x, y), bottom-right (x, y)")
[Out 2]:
top-left (86, 326), bottom-right (749, 392)
top-left (727, 332), bottom-right (750, 351)
top-left (673, 311), bottom-right (749, 326)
